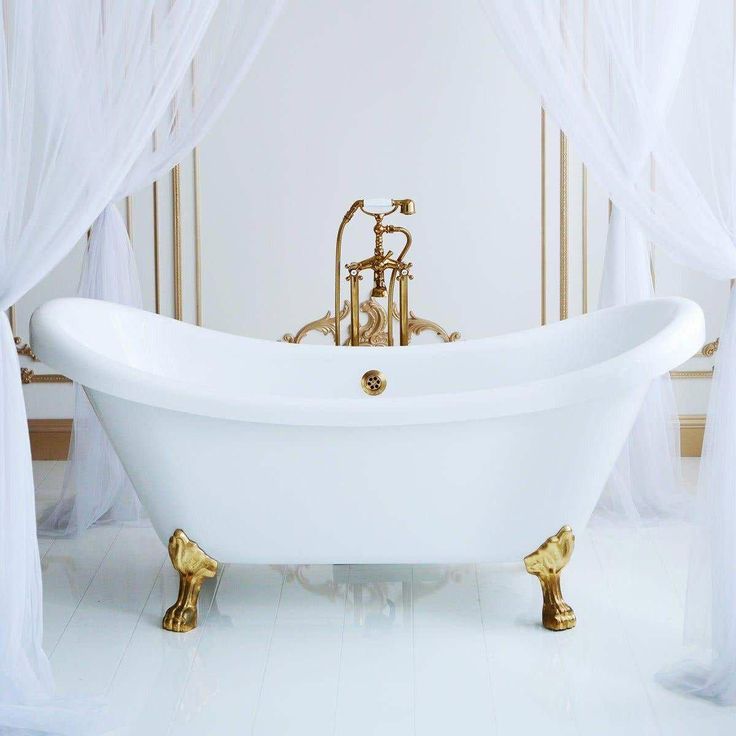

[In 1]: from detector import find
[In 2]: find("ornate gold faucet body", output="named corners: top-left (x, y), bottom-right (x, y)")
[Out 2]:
top-left (334, 199), bottom-right (415, 346)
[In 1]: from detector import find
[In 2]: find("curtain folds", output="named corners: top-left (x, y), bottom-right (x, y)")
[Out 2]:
top-left (480, 0), bottom-right (697, 523)
top-left (596, 210), bottom-right (683, 523)
top-left (481, 0), bottom-right (736, 703)
top-left (38, 205), bottom-right (145, 537)
top-left (0, 1), bottom-right (231, 731)
top-left (40, 0), bottom-right (284, 538)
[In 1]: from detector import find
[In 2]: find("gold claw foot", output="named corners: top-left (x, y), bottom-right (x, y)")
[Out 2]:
top-left (524, 525), bottom-right (576, 631)
top-left (163, 529), bottom-right (218, 633)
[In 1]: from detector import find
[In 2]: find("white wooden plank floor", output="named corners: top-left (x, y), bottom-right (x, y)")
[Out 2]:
top-left (32, 459), bottom-right (736, 735)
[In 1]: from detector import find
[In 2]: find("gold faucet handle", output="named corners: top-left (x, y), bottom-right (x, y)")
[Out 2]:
top-left (375, 251), bottom-right (395, 269)
top-left (346, 257), bottom-right (374, 273)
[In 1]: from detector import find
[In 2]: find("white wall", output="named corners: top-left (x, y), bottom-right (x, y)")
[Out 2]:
top-left (13, 0), bottom-right (726, 419)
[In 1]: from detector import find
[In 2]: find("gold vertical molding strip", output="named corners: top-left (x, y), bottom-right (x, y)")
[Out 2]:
top-left (172, 163), bottom-right (183, 321)
top-left (153, 179), bottom-right (161, 314)
top-left (7, 305), bottom-right (16, 335)
top-left (541, 107), bottom-right (547, 326)
top-left (559, 130), bottom-right (569, 320)
top-left (125, 196), bottom-right (133, 238)
top-left (193, 147), bottom-right (203, 326)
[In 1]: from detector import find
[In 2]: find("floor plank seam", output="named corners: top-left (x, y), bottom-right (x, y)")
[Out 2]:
top-left (250, 569), bottom-right (286, 735)
top-left (410, 566), bottom-right (417, 736)
top-left (106, 558), bottom-right (166, 699)
top-left (166, 562), bottom-right (229, 736)
top-left (474, 563), bottom-right (500, 736)
top-left (47, 526), bottom-right (124, 659)
top-left (331, 566), bottom-right (351, 736)
top-left (590, 534), bottom-right (665, 736)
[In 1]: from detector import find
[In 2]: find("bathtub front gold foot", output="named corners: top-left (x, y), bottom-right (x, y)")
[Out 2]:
top-left (524, 525), bottom-right (576, 631)
top-left (163, 529), bottom-right (218, 633)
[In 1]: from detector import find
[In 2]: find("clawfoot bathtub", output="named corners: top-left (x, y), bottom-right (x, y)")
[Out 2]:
top-left (31, 297), bottom-right (704, 632)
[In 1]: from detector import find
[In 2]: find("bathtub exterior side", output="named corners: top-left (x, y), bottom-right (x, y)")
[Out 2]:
top-left (87, 384), bottom-right (646, 564)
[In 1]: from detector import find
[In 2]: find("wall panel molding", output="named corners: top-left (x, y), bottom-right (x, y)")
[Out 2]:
top-left (540, 107), bottom-right (547, 326)
top-left (680, 414), bottom-right (705, 457)
top-left (29, 419), bottom-right (72, 460)
top-left (172, 163), bottom-right (184, 320)
top-left (559, 130), bottom-right (569, 320)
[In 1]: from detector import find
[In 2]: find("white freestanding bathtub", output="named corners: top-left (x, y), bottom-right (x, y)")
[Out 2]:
top-left (31, 296), bottom-right (703, 631)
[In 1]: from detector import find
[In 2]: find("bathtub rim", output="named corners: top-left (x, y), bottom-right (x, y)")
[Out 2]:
top-left (30, 296), bottom-right (704, 427)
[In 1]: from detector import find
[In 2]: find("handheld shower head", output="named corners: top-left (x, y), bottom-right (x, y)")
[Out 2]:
top-left (361, 198), bottom-right (416, 216)
top-left (393, 198), bottom-right (415, 215)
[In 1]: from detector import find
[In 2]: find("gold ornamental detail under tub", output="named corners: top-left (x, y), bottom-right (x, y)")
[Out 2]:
top-left (282, 298), bottom-right (460, 346)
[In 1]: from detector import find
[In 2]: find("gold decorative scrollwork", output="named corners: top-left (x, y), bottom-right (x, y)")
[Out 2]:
top-left (15, 336), bottom-right (71, 383)
top-left (401, 305), bottom-right (461, 343)
top-left (21, 368), bottom-right (71, 385)
top-left (701, 338), bottom-right (719, 357)
top-left (356, 300), bottom-right (390, 346)
top-left (15, 336), bottom-right (37, 361)
top-left (282, 301), bottom-right (351, 344)
top-left (282, 298), bottom-right (460, 346)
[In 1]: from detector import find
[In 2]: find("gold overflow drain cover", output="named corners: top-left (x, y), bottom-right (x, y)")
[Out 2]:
top-left (361, 369), bottom-right (386, 396)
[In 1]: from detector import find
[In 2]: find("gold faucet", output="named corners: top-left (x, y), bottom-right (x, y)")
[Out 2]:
top-left (334, 199), bottom-right (415, 346)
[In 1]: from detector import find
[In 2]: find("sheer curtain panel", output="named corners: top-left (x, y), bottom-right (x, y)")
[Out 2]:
top-left (38, 0), bottom-right (283, 538)
top-left (482, 0), bottom-right (736, 704)
top-left (481, 0), bottom-right (697, 525)
top-left (0, 2), bottom-right (229, 732)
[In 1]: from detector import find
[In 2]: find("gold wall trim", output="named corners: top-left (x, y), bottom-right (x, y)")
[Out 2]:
top-left (559, 130), bottom-right (569, 320)
top-left (153, 179), bottom-right (161, 314)
top-left (701, 338), bottom-right (719, 357)
top-left (126, 196), bottom-right (133, 237)
top-left (671, 369), bottom-right (714, 379)
top-left (21, 369), bottom-right (71, 385)
top-left (172, 163), bottom-right (183, 320)
top-left (7, 305), bottom-right (16, 334)
top-left (680, 414), bottom-right (705, 457)
top-left (282, 298), bottom-right (460, 346)
top-left (193, 147), bottom-right (203, 326)
top-left (15, 336), bottom-right (71, 384)
top-left (540, 107), bottom-right (547, 326)
top-left (15, 336), bottom-right (37, 360)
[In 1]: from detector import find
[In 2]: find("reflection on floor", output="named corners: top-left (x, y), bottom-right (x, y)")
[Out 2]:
top-left (33, 458), bottom-right (736, 736)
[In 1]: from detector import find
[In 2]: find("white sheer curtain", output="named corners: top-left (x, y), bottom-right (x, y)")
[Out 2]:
top-left (0, 2), bottom-right (229, 732)
top-left (38, 207), bottom-right (146, 539)
top-left (481, 0), bottom-right (736, 704)
top-left (482, 0), bottom-right (697, 524)
top-left (38, 0), bottom-right (283, 538)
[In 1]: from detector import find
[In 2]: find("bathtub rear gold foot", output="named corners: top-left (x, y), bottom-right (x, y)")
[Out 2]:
top-left (163, 529), bottom-right (218, 633)
top-left (524, 525), bottom-right (576, 631)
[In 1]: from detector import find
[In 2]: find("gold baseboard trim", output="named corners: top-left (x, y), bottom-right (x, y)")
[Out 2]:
top-left (680, 414), bottom-right (705, 458)
top-left (29, 419), bottom-right (71, 461)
